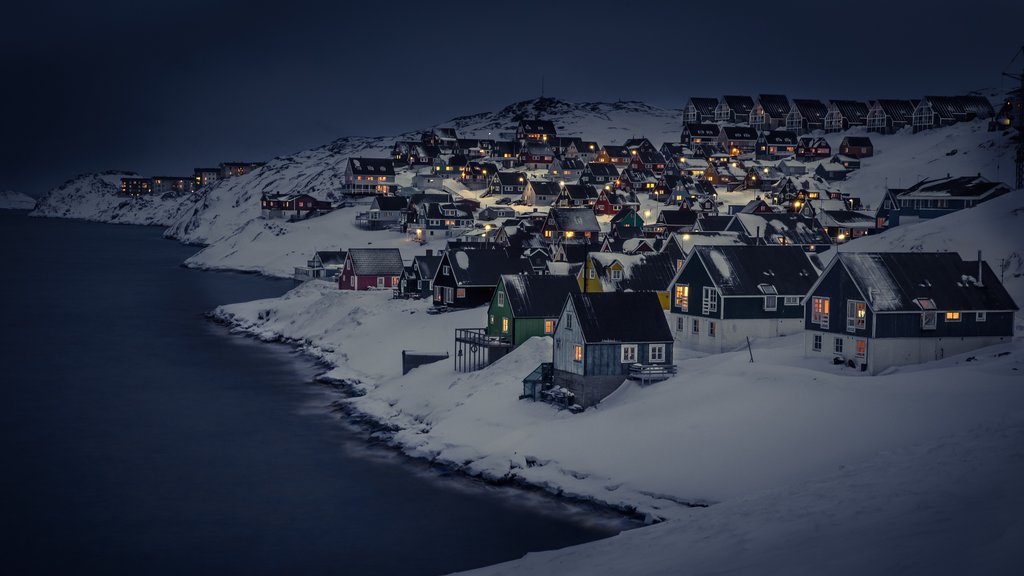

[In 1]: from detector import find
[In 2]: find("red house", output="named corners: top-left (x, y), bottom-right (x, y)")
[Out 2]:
top-left (338, 248), bottom-right (405, 290)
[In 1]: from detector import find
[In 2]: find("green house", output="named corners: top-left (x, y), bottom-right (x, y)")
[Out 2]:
top-left (486, 274), bottom-right (581, 347)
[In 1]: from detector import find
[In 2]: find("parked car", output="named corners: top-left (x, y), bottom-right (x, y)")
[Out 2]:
top-left (495, 197), bottom-right (512, 205)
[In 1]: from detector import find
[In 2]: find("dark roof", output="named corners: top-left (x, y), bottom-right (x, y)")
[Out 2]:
top-left (761, 130), bottom-right (798, 145)
top-left (371, 196), bottom-right (408, 211)
top-left (872, 99), bottom-right (918, 123)
top-left (687, 97), bottom-right (719, 117)
top-left (636, 149), bottom-right (666, 165)
top-left (830, 100), bottom-right (870, 124)
top-left (519, 119), bottom-right (557, 133)
top-left (602, 145), bottom-right (629, 157)
top-left (836, 252), bottom-right (1017, 312)
top-left (495, 171), bottom-right (528, 186)
top-left (348, 158), bottom-right (396, 176)
top-left (347, 248), bottom-right (404, 276)
top-left (658, 210), bottom-right (699, 226)
top-left (622, 253), bottom-right (678, 292)
top-left (444, 248), bottom-right (532, 287)
top-left (693, 245), bottom-right (818, 296)
top-left (792, 99), bottom-right (829, 123)
top-left (923, 95), bottom-right (995, 120)
top-left (757, 94), bottom-right (791, 119)
top-left (559, 157), bottom-right (587, 170)
top-left (896, 176), bottom-right (1007, 199)
top-left (562, 183), bottom-right (598, 200)
top-left (696, 215), bottom-right (734, 232)
top-left (315, 250), bottom-right (347, 266)
top-left (500, 274), bottom-right (580, 318)
top-left (569, 292), bottom-right (672, 343)
top-left (413, 254), bottom-right (443, 279)
top-left (585, 162), bottom-right (620, 177)
top-left (529, 180), bottom-right (562, 197)
top-left (547, 207), bottom-right (601, 232)
top-left (841, 136), bottom-right (873, 147)
top-left (722, 95), bottom-right (755, 117)
top-left (721, 126), bottom-right (758, 140)
top-left (684, 123), bottom-right (720, 137)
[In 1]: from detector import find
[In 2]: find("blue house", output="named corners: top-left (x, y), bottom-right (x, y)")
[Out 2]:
top-left (803, 252), bottom-right (1017, 374)
top-left (881, 175), bottom-right (1009, 222)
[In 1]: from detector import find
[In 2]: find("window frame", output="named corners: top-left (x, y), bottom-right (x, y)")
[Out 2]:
top-left (812, 333), bottom-right (822, 351)
top-left (573, 345), bottom-right (583, 363)
top-left (675, 284), bottom-right (689, 311)
top-left (834, 337), bottom-right (844, 354)
top-left (846, 300), bottom-right (866, 331)
top-left (544, 319), bottom-right (555, 334)
top-left (649, 344), bottom-right (666, 363)
top-left (620, 344), bottom-right (638, 363)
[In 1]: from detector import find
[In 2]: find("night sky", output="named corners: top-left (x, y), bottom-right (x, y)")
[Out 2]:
top-left (3, 0), bottom-right (1021, 197)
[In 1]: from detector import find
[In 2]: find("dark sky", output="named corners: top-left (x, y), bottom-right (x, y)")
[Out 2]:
top-left (3, 0), bottom-right (1021, 196)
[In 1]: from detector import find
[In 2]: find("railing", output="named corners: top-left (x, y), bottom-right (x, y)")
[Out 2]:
top-left (627, 363), bottom-right (678, 384)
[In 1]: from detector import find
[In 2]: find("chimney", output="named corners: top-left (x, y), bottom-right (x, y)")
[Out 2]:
top-left (425, 249), bottom-right (433, 257)
top-left (977, 250), bottom-right (984, 287)
top-left (869, 287), bottom-right (876, 304)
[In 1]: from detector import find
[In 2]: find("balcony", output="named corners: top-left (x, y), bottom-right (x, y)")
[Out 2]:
top-left (626, 363), bottom-right (678, 385)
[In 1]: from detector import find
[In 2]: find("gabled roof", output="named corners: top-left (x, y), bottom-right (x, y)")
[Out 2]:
top-left (621, 252), bottom-right (678, 292)
top-left (722, 95), bottom-right (755, 117)
top-left (495, 171), bottom-right (528, 186)
top-left (658, 210), bottom-right (699, 226)
top-left (685, 123), bottom-right (721, 137)
top-left (585, 162), bottom-right (620, 177)
top-left (760, 130), bottom-right (799, 146)
top-left (694, 215), bottom-right (734, 232)
top-left (757, 94), bottom-right (791, 119)
top-left (841, 136), bottom-right (873, 147)
top-left (830, 252), bottom-right (1017, 312)
top-left (792, 99), bottom-right (829, 123)
top-left (519, 119), bottom-right (557, 133)
top-left (500, 274), bottom-right (580, 318)
top-left (348, 158), bottom-right (396, 176)
top-left (528, 180), bottom-right (562, 197)
top-left (829, 100), bottom-right (870, 124)
top-left (692, 245), bottom-right (818, 296)
top-left (562, 183), bottom-right (598, 200)
top-left (686, 97), bottom-right (719, 117)
top-left (568, 292), bottom-right (672, 344)
top-left (871, 99), bottom-right (918, 123)
top-left (547, 207), bottom-right (601, 232)
top-left (413, 254), bottom-right (442, 279)
top-left (371, 196), bottom-right (408, 211)
top-left (895, 176), bottom-right (1008, 200)
top-left (347, 248), bottom-right (404, 276)
top-left (731, 213), bottom-right (831, 246)
top-left (721, 126), bottom-right (758, 140)
top-left (315, 250), bottom-right (347, 266)
top-left (443, 248), bottom-right (532, 287)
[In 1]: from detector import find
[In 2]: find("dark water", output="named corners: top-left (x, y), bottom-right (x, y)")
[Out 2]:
top-left (0, 211), bottom-right (624, 575)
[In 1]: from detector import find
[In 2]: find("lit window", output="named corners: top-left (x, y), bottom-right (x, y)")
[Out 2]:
top-left (675, 285), bottom-right (689, 310)
top-left (945, 312), bottom-right (961, 322)
top-left (856, 340), bottom-right (866, 357)
top-left (544, 320), bottom-right (555, 334)
top-left (574, 345), bottom-right (583, 362)
top-left (847, 300), bottom-right (867, 331)
top-left (456, 288), bottom-right (466, 299)
top-left (502, 317), bottom-right (509, 333)
top-left (812, 296), bottom-right (830, 325)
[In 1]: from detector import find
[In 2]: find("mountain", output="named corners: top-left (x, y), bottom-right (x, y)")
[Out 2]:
top-left (0, 189), bottom-right (37, 210)
top-left (30, 170), bottom-right (198, 226)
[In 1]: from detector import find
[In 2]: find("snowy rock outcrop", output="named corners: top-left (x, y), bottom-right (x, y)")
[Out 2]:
top-left (30, 170), bottom-right (197, 226)
top-left (0, 190), bottom-right (37, 210)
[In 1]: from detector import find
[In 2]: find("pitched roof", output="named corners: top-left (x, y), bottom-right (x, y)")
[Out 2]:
top-left (348, 158), bottom-right (396, 176)
top-left (621, 252), bottom-right (678, 292)
top-left (684, 123), bottom-right (720, 137)
top-left (732, 213), bottom-right (831, 246)
top-left (444, 248), bottom-right (532, 287)
top-left (371, 196), bottom-right (408, 211)
top-left (693, 245), bottom-right (818, 296)
top-left (761, 130), bottom-right (799, 145)
top-left (792, 99), bottom-right (829, 124)
top-left (528, 180), bottom-right (562, 197)
top-left (687, 97), bottom-right (719, 116)
top-left (896, 175), bottom-right (1008, 199)
top-left (315, 250), bottom-right (347, 266)
top-left (722, 95), bottom-right (755, 117)
top-left (569, 292), bottom-right (672, 343)
top-left (413, 254), bottom-right (442, 279)
top-left (721, 126), bottom-right (758, 140)
top-left (495, 171), bottom-right (528, 186)
top-left (601, 145), bottom-right (629, 157)
top-left (871, 99), bottom-right (918, 123)
top-left (500, 274), bottom-right (580, 318)
top-left (547, 207), bottom-right (601, 232)
top-left (829, 100), bottom-right (870, 124)
top-left (519, 119), bottom-right (557, 133)
top-left (757, 94), bottom-right (791, 119)
top-left (835, 252), bottom-right (1017, 312)
top-left (585, 162), bottom-right (620, 177)
top-left (841, 136), bottom-right (873, 147)
top-left (347, 248), bottom-right (405, 276)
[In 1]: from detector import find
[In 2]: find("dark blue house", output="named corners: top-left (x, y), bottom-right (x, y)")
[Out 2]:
top-left (881, 175), bottom-right (1009, 223)
top-left (803, 252), bottom-right (1017, 374)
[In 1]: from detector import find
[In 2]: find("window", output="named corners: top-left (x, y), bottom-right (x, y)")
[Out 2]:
top-left (708, 321), bottom-right (717, 337)
top-left (649, 344), bottom-right (665, 363)
top-left (702, 287), bottom-right (719, 314)
top-left (544, 320), bottom-right (555, 334)
top-left (855, 340), bottom-right (866, 358)
top-left (764, 295), bottom-right (777, 311)
top-left (811, 296), bottom-right (830, 327)
top-left (502, 317), bottom-right (509, 333)
top-left (692, 319), bottom-right (700, 334)
top-left (456, 288), bottom-right (466, 299)
top-left (377, 277), bottom-right (385, 288)
top-left (977, 311), bottom-right (987, 322)
top-left (847, 300), bottom-right (866, 331)
top-left (434, 286), bottom-right (442, 301)
top-left (497, 292), bottom-right (504, 307)
top-left (565, 313), bottom-right (573, 329)
top-left (391, 276), bottom-right (399, 286)
top-left (944, 312), bottom-right (961, 322)
top-left (921, 311), bottom-right (937, 330)
top-left (813, 334), bottom-right (822, 351)
top-left (675, 284), bottom-right (689, 310)
top-left (784, 296), bottom-right (800, 306)
top-left (621, 344), bottom-right (638, 363)
top-left (588, 268), bottom-right (596, 279)
top-left (443, 266), bottom-right (451, 275)
top-left (834, 338), bottom-right (844, 354)
top-left (489, 314), bottom-right (495, 326)
top-left (611, 269), bottom-right (623, 281)
top-left (574, 345), bottom-right (583, 362)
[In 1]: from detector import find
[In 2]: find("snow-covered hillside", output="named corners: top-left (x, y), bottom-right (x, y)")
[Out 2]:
top-left (30, 171), bottom-right (197, 226)
top-left (0, 190), bottom-right (37, 210)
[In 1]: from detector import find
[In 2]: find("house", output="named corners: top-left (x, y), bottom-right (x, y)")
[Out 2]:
top-left (432, 248), bottom-right (532, 308)
top-left (617, 168), bottom-right (659, 194)
top-left (815, 161), bottom-right (850, 182)
top-left (548, 157), bottom-right (586, 180)
top-left (866, 99), bottom-right (918, 134)
top-left (355, 195), bottom-right (408, 229)
top-left (626, 148), bottom-right (668, 175)
top-left (397, 250), bottom-right (442, 298)
top-left (478, 206), bottom-right (517, 221)
top-left (755, 130), bottom-right (798, 160)
top-left (777, 159), bottom-right (808, 177)
top-left (424, 127), bottom-right (459, 151)
top-left (683, 97), bottom-right (719, 124)
top-left (884, 175), bottom-right (1010, 219)
top-left (680, 123), bottom-right (720, 147)
top-left (578, 252), bottom-right (676, 307)
top-left (653, 209), bottom-right (699, 235)
top-left (516, 119), bottom-right (557, 144)
top-left (460, 161), bottom-right (499, 189)
top-left (520, 142), bottom-right (556, 170)
top-left (715, 95), bottom-right (755, 123)
top-left (839, 136), bottom-right (874, 158)
top-left (608, 206), bottom-right (646, 236)
top-left (670, 245), bottom-right (819, 353)
top-left (912, 95), bottom-right (995, 132)
top-left (749, 94), bottom-right (791, 131)
top-left (830, 154), bottom-right (861, 171)
top-left (409, 202), bottom-right (474, 240)
top-left (801, 199), bottom-right (880, 242)
top-left (718, 126), bottom-right (759, 155)
top-left (787, 99), bottom-right (829, 133)
top-left (824, 100), bottom-right (870, 132)
top-left (556, 183), bottom-right (598, 208)
top-left (797, 137), bottom-right (832, 160)
top-left (593, 187), bottom-right (636, 216)
top-left (579, 162), bottom-right (619, 186)
top-left (120, 177), bottom-right (151, 196)
top-left (728, 212), bottom-right (832, 252)
top-left (149, 176), bottom-right (194, 195)
top-left (541, 207), bottom-right (601, 244)
top-left (294, 250), bottom-right (347, 282)
top-left (803, 252), bottom-right (1017, 374)
top-left (220, 161), bottom-right (265, 178)
top-left (488, 171), bottom-right (528, 196)
top-left (338, 248), bottom-right (405, 290)
top-left (486, 274), bottom-right (581, 348)
top-left (342, 158), bottom-right (397, 196)
top-left (595, 145), bottom-right (631, 166)
top-left (193, 167), bottom-right (220, 189)
top-left (523, 180), bottom-right (561, 206)
top-left (261, 193), bottom-right (329, 220)
top-left (547, 292), bottom-right (674, 408)
top-left (659, 230), bottom-right (747, 270)
top-left (743, 165), bottom-right (783, 191)
top-left (565, 140), bottom-right (600, 162)
top-left (703, 162), bottom-right (747, 189)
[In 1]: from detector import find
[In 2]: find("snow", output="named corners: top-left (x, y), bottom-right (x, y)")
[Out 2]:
top-left (0, 190), bottom-right (37, 210)
top-left (706, 249), bottom-right (735, 286)
top-left (838, 253), bottom-right (906, 311)
top-left (30, 171), bottom-right (195, 226)
top-left (455, 250), bottom-right (470, 269)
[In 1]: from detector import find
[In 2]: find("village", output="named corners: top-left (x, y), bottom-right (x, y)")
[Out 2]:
top-left (125, 92), bottom-right (1018, 413)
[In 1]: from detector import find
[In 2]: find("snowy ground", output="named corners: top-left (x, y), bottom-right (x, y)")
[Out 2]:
top-left (30, 171), bottom-right (197, 226)
top-left (0, 190), bottom-right (37, 210)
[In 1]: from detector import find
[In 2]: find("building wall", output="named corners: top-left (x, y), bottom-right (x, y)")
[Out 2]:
top-left (805, 330), bottom-right (1013, 375)
top-left (553, 303), bottom-right (586, 376)
top-left (675, 315), bottom-right (803, 353)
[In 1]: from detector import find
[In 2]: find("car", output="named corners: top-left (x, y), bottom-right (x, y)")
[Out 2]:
top-left (495, 197), bottom-right (512, 205)
top-left (511, 199), bottom-right (525, 206)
